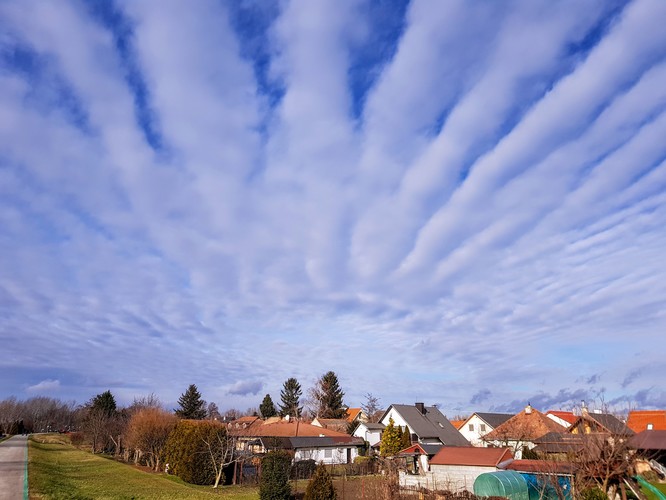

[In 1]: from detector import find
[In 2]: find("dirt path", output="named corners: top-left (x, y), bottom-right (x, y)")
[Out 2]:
top-left (0, 435), bottom-right (27, 500)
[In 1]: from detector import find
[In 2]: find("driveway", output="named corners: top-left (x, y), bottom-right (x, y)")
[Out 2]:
top-left (0, 435), bottom-right (27, 500)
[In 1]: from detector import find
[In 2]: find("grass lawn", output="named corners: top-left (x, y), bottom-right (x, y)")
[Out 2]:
top-left (641, 481), bottom-right (666, 500)
top-left (28, 434), bottom-right (259, 499)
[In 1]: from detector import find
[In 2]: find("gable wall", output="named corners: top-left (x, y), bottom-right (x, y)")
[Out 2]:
top-left (459, 415), bottom-right (492, 446)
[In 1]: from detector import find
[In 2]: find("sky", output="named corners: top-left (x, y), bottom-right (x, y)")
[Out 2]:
top-left (1, 0), bottom-right (665, 416)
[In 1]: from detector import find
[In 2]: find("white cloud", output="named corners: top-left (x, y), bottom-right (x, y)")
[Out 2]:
top-left (0, 0), bottom-right (664, 411)
top-left (27, 379), bottom-right (61, 393)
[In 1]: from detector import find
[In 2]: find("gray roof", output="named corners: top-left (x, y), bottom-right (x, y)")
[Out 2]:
top-left (360, 422), bottom-right (385, 430)
top-left (386, 404), bottom-right (470, 446)
top-left (585, 413), bottom-right (633, 436)
top-left (629, 430), bottom-right (666, 450)
top-left (475, 412), bottom-right (513, 428)
top-left (289, 436), bottom-right (364, 449)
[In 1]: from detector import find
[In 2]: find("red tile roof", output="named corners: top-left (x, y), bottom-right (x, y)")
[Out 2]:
top-left (229, 419), bottom-right (349, 438)
top-left (346, 408), bottom-right (362, 422)
top-left (430, 447), bottom-right (513, 467)
top-left (484, 406), bottom-right (565, 442)
top-left (450, 420), bottom-right (465, 430)
top-left (505, 459), bottom-right (575, 474)
top-left (627, 410), bottom-right (666, 432)
top-left (546, 411), bottom-right (577, 425)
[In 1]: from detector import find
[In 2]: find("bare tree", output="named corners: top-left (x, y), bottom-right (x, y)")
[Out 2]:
top-left (0, 397), bottom-right (22, 434)
top-left (572, 432), bottom-right (637, 499)
top-left (361, 393), bottom-right (382, 423)
top-left (200, 424), bottom-right (239, 488)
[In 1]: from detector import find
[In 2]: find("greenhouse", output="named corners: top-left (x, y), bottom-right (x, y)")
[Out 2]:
top-left (474, 470), bottom-right (530, 500)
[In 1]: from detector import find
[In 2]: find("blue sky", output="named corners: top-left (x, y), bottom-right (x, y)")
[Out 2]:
top-left (1, 0), bottom-right (665, 415)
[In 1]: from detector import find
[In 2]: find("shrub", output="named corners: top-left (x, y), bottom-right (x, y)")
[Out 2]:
top-left (291, 459), bottom-right (317, 479)
top-left (260, 450), bottom-right (292, 500)
top-left (163, 419), bottom-right (223, 485)
top-left (580, 487), bottom-right (609, 500)
top-left (305, 463), bottom-right (337, 500)
top-left (69, 432), bottom-right (84, 446)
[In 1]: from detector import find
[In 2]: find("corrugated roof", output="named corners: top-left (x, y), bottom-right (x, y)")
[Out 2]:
top-left (628, 430), bottom-right (666, 450)
top-left (505, 459), bottom-right (575, 474)
top-left (627, 410), bottom-right (666, 432)
top-left (532, 432), bottom-right (585, 453)
top-left (385, 404), bottom-right (470, 446)
top-left (430, 446), bottom-right (513, 466)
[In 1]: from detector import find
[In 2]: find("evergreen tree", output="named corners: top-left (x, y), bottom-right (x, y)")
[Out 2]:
top-left (90, 390), bottom-right (117, 417)
top-left (305, 463), bottom-right (337, 500)
top-left (279, 378), bottom-right (303, 418)
top-left (259, 450), bottom-right (292, 500)
top-left (175, 384), bottom-right (206, 420)
top-left (313, 371), bottom-right (345, 419)
top-left (259, 394), bottom-right (277, 418)
top-left (380, 417), bottom-right (403, 457)
top-left (400, 425), bottom-right (411, 449)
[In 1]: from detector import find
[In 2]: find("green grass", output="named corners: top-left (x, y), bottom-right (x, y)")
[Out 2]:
top-left (640, 480), bottom-right (666, 500)
top-left (28, 434), bottom-right (258, 499)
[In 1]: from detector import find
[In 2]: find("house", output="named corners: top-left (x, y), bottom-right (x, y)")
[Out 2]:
top-left (482, 404), bottom-right (565, 458)
top-left (345, 407), bottom-right (369, 424)
top-left (400, 446), bottom-right (513, 492)
top-left (568, 409), bottom-right (633, 437)
top-left (289, 436), bottom-right (364, 464)
top-left (252, 435), bottom-right (364, 464)
top-left (627, 410), bottom-right (666, 433)
top-left (352, 421), bottom-right (385, 447)
top-left (628, 430), bottom-right (666, 467)
top-left (311, 417), bottom-right (349, 433)
top-left (458, 412), bottom-right (513, 446)
top-left (228, 417), bottom-right (363, 464)
top-left (546, 410), bottom-right (577, 429)
top-left (532, 431), bottom-right (586, 458)
top-left (399, 443), bottom-right (443, 476)
top-left (380, 403), bottom-right (469, 447)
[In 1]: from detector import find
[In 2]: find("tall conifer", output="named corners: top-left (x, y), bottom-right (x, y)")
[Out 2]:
top-left (175, 384), bottom-right (206, 420)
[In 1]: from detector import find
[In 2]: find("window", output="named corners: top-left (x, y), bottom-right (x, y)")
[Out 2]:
top-left (468, 424), bottom-right (474, 431)
top-left (647, 423), bottom-right (654, 430)
top-left (480, 424), bottom-right (486, 432)
top-left (324, 449), bottom-right (332, 458)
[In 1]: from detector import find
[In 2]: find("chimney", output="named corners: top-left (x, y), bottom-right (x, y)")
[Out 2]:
top-left (581, 400), bottom-right (588, 416)
top-left (525, 403), bottom-right (532, 414)
top-left (285, 414), bottom-right (290, 422)
top-left (415, 402), bottom-right (426, 415)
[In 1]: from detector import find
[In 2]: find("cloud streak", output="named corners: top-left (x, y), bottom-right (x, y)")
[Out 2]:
top-left (0, 0), bottom-right (664, 412)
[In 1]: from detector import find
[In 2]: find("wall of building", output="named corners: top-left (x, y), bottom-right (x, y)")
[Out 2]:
top-left (294, 446), bottom-right (358, 464)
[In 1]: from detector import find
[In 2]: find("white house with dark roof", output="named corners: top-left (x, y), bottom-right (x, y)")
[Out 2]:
top-left (352, 421), bottom-right (385, 447)
top-left (458, 412), bottom-right (513, 446)
top-left (380, 403), bottom-right (469, 447)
